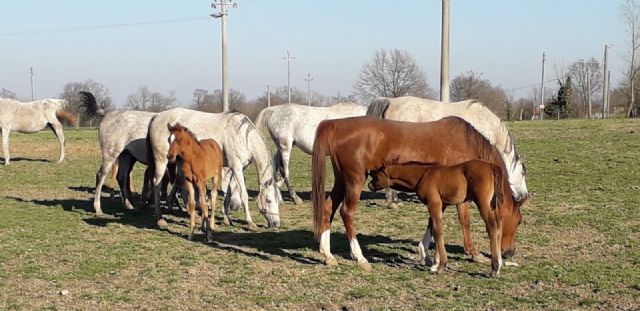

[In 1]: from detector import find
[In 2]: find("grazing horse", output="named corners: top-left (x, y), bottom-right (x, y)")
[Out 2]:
top-left (312, 116), bottom-right (525, 270)
top-left (254, 102), bottom-right (366, 204)
top-left (367, 96), bottom-right (528, 258)
top-left (167, 123), bottom-right (223, 242)
top-left (368, 160), bottom-right (505, 277)
top-left (0, 97), bottom-right (77, 164)
top-left (148, 108), bottom-right (281, 230)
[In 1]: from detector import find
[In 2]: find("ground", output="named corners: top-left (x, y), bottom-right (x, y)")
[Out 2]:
top-left (0, 119), bottom-right (638, 310)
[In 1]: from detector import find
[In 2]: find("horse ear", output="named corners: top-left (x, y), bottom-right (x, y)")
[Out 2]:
top-left (167, 123), bottom-right (173, 131)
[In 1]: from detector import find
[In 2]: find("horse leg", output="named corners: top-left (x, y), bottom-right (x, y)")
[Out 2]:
top-left (230, 163), bottom-right (256, 230)
top-left (341, 177), bottom-right (372, 271)
top-left (456, 202), bottom-right (480, 259)
top-left (49, 123), bottom-right (65, 163)
top-left (116, 154), bottom-right (136, 210)
top-left (93, 158), bottom-right (115, 215)
top-left (197, 182), bottom-right (211, 243)
top-left (417, 217), bottom-right (434, 267)
top-left (208, 176), bottom-right (219, 240)
top-left (428, 200), bottom-right (447, 274)
top-left (318, 173), bottom-right (345, 266)
top-left (477, 199), bottom-right (503, 277)
top-left (109, 159), bottom-right (118, 199)
top-left (184, 182), bottom-right (197, 240)
top-left (385, 188), bottom-right (401, 209)
top-left (152, 160), bottom-right (168, 229)
top-left (1, 128), bottom-right (10, 165)
top-left (278, 143), bottom-right (303, 205)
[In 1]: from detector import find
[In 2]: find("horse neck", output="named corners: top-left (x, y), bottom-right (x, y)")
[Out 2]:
top-left (248, 129), bottom-right (275, 189)
top-left (385, 165), bottom-right (427, 190)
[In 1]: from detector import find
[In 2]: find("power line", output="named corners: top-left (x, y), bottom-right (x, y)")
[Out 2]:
top-left (0, 17), bottom-right (209, 36)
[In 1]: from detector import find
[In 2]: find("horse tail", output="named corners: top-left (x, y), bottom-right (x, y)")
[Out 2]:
top-left (254, 106), bottom-right (274, 132)
top-left (366, 97), bottom-right (391, 119)
top-left (491, 163), bottom-right (505, 211)
top-left (78, 91), bottom-right (105, 118)
top-left (56, 109), bottom-right (77, 126)
top-left (312, 120), bottom-right (333, 242)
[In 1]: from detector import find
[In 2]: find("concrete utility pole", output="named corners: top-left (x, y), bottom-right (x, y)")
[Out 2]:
top-left (440, 0), bottom-right (450, 103)
top-left (587, 64), bottom-right (592, 119)
top-left (602, 44), bottom-right (610, 119)
top-left (211, 0), bottom-right (236, 112)
top-left (30, 67), bottom-right (34, 100)
top-left (266, 84), bottom-right (271, 107)
top-left (283, 50), bottom-right (294, 103)
top-left (539, 52), bottom-right (546, 120)
top-left (304, 73), bottom-right (314, 106)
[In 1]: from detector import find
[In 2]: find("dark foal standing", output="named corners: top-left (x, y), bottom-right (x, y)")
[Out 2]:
top-left (368, 159), bottom-right (505, 277)
top-left (167, 123), bottom-right (223, 242)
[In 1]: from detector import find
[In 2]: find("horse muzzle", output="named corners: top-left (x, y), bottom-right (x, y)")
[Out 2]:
top-left (502, 248), bottom-right (516, 259)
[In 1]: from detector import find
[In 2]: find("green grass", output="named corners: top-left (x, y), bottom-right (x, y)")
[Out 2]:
top-left (0, 120), bottom-right (639, 310)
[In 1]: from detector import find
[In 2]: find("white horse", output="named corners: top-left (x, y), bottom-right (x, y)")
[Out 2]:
top-left (148, 108), bottom-right (281, 230)
top-left (0, 97), bottom-right (77, 165)
top-left (79, 91), bottom-right (157, 214)
top-left (366, 96), bottom-right (528, 204)
top-left (254, 102), bottom-right (367, 204)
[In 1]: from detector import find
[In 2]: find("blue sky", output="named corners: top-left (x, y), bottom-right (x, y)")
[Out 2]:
top-left (0, 0), bottom-right (625, 106)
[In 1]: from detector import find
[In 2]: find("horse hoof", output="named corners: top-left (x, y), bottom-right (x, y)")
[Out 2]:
top-left (490, 270), bottom-right (500, 278)
top-left (248, 223), bottom-right (259, 231)
top-left (357, 261), bottom-right (373, 272)
top-left (472, 254), bottom-right (490, 263)
top-left (293, 196), bottom-right (304, 205)
top-left (324, 257), bottom-right (338, 266)
top-left (223, 218), bottom-right (231, 226)
top-left (396, 202), bottom-right (404, 207)
top-left (387, 202), bottom-right (399, 209)
top-left (188, 233), bottom-right (194, 241)
top-left (157, 219), bottom-right (168, 230)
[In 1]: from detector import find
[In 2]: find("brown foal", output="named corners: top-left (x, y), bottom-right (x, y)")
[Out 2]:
top-left (368, 159), bottom-right (505, 277)
top-left (167, 123), bottom-right (223, 242)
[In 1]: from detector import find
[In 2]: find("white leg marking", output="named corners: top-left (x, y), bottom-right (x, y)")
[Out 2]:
top-left (349, 238), bottom-right (368, 263)
top-left (319, 229), bottom-right (332, 257)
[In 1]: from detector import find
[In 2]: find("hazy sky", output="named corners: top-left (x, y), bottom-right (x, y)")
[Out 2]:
top-left (0, 0), bottom-right (625, 106)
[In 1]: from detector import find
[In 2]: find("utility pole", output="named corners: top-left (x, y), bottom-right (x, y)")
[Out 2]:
top-left (587, 64), bottom-right (592, 119)
top-left (440, 0), bottom-right (450, 103)
top-left (602, 44), bottom-right (610, 119)
top-left (266, 84), bottom-right (271, 107)
top-left (30, 67), bottom-right (34, 100)
top-left (539, 51), bottom-right (546, 120)
top-left (304, 73), bottom-right (314, 106)
top-left (211, 0), bottom-right (236, 112)
top-left (283, 50), bottom-right (294, 103)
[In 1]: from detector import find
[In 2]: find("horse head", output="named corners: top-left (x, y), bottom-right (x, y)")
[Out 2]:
top-left (500, 193), bottom-right (528, 259)
top-left (167, 122), bottom-right (193, 163)
top-left (367, 167), bottom-right (390, 192)
top-left (256, 178), bottom-right (281, 228)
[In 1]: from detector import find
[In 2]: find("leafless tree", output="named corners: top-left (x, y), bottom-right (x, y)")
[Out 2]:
top-left (621, 0), bottom-right (640, 117)
top-left (190, 88), bottom-right (246, 113)
top-left (566, 59), bottom-right (602, 118)
top-left (354, 49), bottom-right (433, 102)
top-left (126, 86), bottom-right (176, 112)
top-left (1, 88), bottom-right (16, 99)
top-left (450, 71), bottom-right (509, 118)
top-left (254, 86), bottom-right (306, 108)
top-left (59, 80), bottom-right (114, 126)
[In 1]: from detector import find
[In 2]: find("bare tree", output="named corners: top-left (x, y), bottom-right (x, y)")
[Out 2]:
top-left (59, 80), bottom-right (114, 126)
top-left (191, 88), bottom-right (246, 113)
top-left (1, 88), bottom-right (16, 99)
top-left (147, 91), bottom-right (177, 112)
top-left (254, 86), bottom-right (306, 107)
top-left (126, 86), bottom-right (177, 112)
top-left (450, 71), bottom-right (509, 118)
top-left (621, 0), bottom-right (640, 117)
top-left (354, 49), bottom-right (433, 102)
top-left (566, 59), bottom-right (602, 118)
top-left (126, 86), bottom-right (153, 111)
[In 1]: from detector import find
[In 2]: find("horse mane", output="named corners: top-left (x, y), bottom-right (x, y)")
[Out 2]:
top-left (506, 131), bottom-right (526, 175)
top-left (366, 98), bottom-right (391, 119)
top-left (171, 123), bottom-right (201, 145)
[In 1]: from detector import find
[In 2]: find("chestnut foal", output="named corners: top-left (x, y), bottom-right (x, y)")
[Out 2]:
top-left (368, 159), bottom-right (505, 277)
top-left (167, 123), bottom-right (223, 242)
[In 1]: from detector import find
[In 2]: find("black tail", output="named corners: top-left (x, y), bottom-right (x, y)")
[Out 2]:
top-left (78, 91), bottom-right (105, 118)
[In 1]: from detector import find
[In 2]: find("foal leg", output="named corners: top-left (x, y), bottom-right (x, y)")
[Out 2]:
top-left (49, 123), bottom-right (65, 163)
top-left (417, 217), bottom-right (434, 267)
top-left (208, 176), bottom-right (220, 241)
top-left (341, 178), bottom-right (372, 271)
top-left (197, 182), bottom-right (211, 243)
top-left (457, 202), bottom-right (479, 259)
top-left (185, 182), bottom-right (197, 241)
top-left (477, 200), bottom-right (503, 277)
top-left (428, 200), bottom-right (447, 273)
top-left (1, 128), bottom-right (10, 165)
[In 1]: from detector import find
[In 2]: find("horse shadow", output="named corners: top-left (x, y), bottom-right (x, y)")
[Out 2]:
top-left (0, 157), bottom-right (51, 163)
top-left (6, 195), bottom-right (471, 270)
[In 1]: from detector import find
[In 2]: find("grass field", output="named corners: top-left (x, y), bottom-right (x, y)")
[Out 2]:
top-left (0, 119), bottom-right (639, 310)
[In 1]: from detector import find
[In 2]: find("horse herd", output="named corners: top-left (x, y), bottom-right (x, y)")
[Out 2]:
top-left (0, 93), bottom-right (530, 277)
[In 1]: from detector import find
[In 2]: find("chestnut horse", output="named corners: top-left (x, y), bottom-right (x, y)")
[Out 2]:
top-left (167, 123), bottom-right (223, 242)
top-left (312, 116), bottom-right (525, 270)
top-left (368, 160), bottom-right (505, 276)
